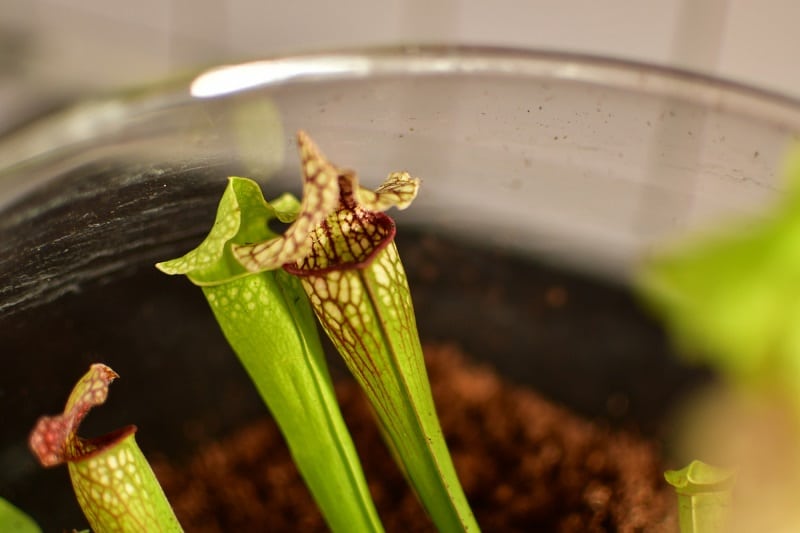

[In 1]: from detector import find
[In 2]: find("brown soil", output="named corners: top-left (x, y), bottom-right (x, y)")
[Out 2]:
top-left (153, 343), bottom-right (677, 532)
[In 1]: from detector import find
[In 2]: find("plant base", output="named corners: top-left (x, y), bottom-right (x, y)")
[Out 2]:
top-left (154, 344), bottom-right (676, 531)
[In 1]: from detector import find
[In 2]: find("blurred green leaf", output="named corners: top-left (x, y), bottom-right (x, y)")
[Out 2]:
top-left (0, 498), bottom-right (41, 533)
top-left (638, 150), bottom-right (800, 409)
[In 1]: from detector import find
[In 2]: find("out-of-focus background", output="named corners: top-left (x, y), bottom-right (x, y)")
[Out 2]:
top-left (1, 0), bottom-right (798, 135)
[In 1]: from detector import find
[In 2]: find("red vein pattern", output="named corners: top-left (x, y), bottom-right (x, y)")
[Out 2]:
top-left (285, 173), bottom-right (397, 275)
top-left (277, 136), bottom-right (475, 530)
top-left (234, 131), bottom-right (340, 272)
top-left (28, 365), bottom-right (182, 532)
top-left (282, 170), bottom-right (422, 456)
top-left (227, 130), bottom-right (473, 529)
top-left (29, 364), bottom-right (120, 467)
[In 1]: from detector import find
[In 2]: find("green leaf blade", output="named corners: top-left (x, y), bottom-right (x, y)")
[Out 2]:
top-left (200, 273), bottom-right (383, 533)
top-left (239, 133), bottom-right (478, 532)
top-left (159, 175), bottom-right (383, 533)
top-left (0, 498), bottom-right (41, 533)
top-left (636, 167), bottom-right (800, 412)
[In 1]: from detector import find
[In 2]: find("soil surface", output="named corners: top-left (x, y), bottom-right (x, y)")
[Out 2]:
top-left (154, 343), bottom-right (677, 532)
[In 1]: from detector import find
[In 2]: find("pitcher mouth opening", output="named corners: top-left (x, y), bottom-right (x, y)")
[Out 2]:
top-left (283, 205), bottom-right (396, 277)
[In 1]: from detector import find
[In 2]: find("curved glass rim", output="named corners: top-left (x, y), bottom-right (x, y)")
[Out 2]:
top-left (194, 45), bottom-right (800, 114)
top-left (3, 44), bottom-right (800, 172)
